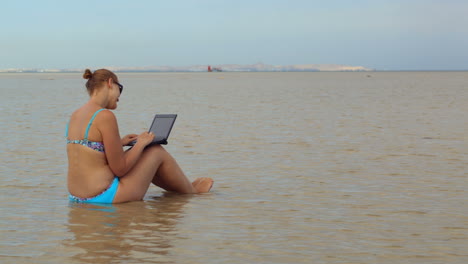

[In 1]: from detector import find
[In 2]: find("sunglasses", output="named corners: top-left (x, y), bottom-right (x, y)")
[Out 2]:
top-left (114, 82), bottom-right (123, 94)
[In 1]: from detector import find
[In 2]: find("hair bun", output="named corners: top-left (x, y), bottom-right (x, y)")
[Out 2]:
top-left (83, 69), bottom-right (93, 79)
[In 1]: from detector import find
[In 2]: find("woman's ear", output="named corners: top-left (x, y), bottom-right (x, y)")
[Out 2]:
top-left (107, 78), bottom-right (113, 88)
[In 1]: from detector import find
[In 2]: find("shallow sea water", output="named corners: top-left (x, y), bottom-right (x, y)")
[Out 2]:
top-left (0, 72), bottom-right (467, 263)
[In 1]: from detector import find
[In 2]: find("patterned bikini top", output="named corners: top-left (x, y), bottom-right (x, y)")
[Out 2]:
top-left (66, 109), bottom-right (105, 152)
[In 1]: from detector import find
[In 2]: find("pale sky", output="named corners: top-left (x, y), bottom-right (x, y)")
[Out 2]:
top-left (1, 0), bottom-right (467, 70)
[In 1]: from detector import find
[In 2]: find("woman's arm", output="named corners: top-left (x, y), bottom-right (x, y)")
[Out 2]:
top-left (98, 110), bottom-right (154, 177)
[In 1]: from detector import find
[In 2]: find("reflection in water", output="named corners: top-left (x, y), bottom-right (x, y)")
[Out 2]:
top-left (64, 193), bottom-right (192, 263)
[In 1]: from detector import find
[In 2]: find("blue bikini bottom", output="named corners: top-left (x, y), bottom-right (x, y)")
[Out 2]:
top-left (69, 177), bottom-right (119, 204)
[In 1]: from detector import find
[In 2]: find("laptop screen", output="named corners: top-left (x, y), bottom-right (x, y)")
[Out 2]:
top-left (149, 114), bottom-right (177, 140)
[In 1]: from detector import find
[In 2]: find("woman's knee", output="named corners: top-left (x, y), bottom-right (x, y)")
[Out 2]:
top-left (145, 144), bottom-right (166, 154)
top-left (144, 144), bottom-right (170, 160)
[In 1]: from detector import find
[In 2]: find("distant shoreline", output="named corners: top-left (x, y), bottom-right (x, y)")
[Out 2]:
top-left (2, 63), bottom-right (467, 73)
top-left (1, 70), bottom-right (467, 73)
top-left (0, 63), bottom-right (376, 73)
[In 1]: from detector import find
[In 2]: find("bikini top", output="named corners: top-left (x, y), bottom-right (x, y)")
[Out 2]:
top-left (66, 109), bottom-right (105, 153)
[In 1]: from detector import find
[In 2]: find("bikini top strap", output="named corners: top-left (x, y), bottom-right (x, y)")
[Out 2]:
top-left (84, 109), bottom-right (106, 140)
top-left (65, 122), bottom-right (70, 137)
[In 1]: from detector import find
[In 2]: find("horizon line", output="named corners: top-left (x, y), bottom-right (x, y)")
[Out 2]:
top-left (0, 63), bottom-right (467, 73)
top-left (1, 69), bottom-right (468, 73)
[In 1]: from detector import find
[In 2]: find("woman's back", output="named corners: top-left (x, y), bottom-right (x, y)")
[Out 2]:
top-left (66, 107), bottom-right (115, 198)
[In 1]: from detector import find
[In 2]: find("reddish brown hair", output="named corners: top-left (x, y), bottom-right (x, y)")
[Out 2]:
top-left (83, 69), bottom-right (119, 95)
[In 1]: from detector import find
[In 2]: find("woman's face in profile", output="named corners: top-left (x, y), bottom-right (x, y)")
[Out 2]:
top-left (107, 80), bottom-right (122, 110)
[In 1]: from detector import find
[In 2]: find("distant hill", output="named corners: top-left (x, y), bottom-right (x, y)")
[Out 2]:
top-left (0, 63), bottom-right (373, 73)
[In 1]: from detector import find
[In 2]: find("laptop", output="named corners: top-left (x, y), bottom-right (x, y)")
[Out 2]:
top-left (128, 114), bottom-right (177, 146)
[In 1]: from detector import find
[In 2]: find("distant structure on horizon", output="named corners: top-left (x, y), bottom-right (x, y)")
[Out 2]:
top-left (207, 65), bottom-right (222, 72)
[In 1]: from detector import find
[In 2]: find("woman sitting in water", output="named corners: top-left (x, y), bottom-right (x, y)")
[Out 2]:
top-left (66, 69), bottom-right (213, 203)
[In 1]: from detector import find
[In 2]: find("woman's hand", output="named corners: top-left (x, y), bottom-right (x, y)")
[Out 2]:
top-left (135, 131), bottom-right (155, 147)
top-left (121, 134), bottom-right (138, 146)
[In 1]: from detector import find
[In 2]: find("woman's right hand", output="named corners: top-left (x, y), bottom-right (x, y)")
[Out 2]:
top-left (136, 131), bottom-right (155, 147)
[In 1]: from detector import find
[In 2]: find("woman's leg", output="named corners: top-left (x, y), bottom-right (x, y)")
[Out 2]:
top-left (151, 147), bottom-right (213, 193)
top-left (113, 145), bottom-right (213, 203)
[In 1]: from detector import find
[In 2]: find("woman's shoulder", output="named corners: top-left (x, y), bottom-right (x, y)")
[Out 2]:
top-left (70, 107), bottom-right (115, 123)
top-left (94, 109), bottom-right (118, 127)
top-left (69, 108), bottom-right (83, 122)
top-left (96, 109), bottom-right (115, 119)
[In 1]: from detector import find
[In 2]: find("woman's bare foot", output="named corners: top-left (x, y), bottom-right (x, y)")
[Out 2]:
top-left (192, 177), bottom-right (214, 193)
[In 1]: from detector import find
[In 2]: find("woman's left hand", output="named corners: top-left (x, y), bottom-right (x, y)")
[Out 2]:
top-left (121, 134), bottom-right (138, 146)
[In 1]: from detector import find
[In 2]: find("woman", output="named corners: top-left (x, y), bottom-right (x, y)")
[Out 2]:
top-left (66, 69), bottom-right (213, 203)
